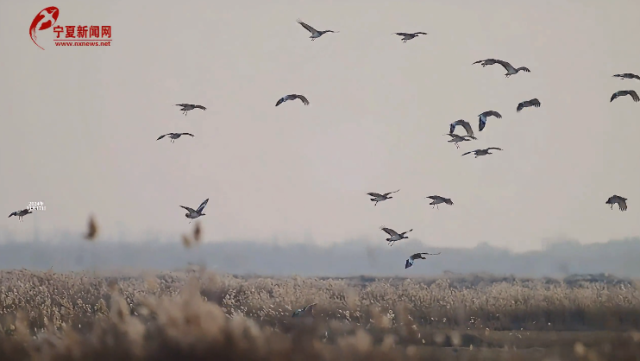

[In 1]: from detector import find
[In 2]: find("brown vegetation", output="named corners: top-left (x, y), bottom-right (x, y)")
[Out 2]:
top-left (1, 269), bottom-right (640, 360)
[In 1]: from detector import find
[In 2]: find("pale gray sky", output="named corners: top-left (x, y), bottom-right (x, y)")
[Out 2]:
top-left (1, 0), bottom-right (639, 252)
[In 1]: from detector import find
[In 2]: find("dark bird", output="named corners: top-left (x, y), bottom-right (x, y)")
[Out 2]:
top-left (613, 73), bottom-right (640, 81)
top-left (175, 103), bottom-right (206, 116)
top-left (395, 32), bottom-right (427, 43)
top-left (462, 147), bottom-right (503, 158)
top-left (292, 303), bottom-right (317, 318)
top-left (157, 133), bottom-right (194, 143)
top-left (297, 19), bottom-right (338, 41)
top-left (426, 195), bottom-right (453, 210)
top-left (275, 94), bottom-right (310, 107)
top-left (449, 119), bottom-right (477, 139)
top-left (405, 252), bottom-right (441, 269)
top-left (380, 226), bottom-right (413, 246)
top-left (478, 110), bottom-right (502, 131)
top-left (606, 195), bottom-right (628, 211)
top-left (8, 209), bottom-right (32, 222)
top-left (495, 60), bottom-right (531, 77)
top-left (472, 59), bottom-right (500, 67)
top-left (367, 190), bottom-right (400, 206)
top-left (517, 98), bottom-right (541, 112)
top-left (444, 134), bottom-right (474, 149)
top-left (180, 198), bottom-right (209, 223)
top-left (610, 90), bottom-right (640, 103)
top-left (85, 215), bottom-right (98, 240)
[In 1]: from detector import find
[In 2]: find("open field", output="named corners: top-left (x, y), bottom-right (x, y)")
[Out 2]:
top-left (2, 269), bottom-right (640, 360)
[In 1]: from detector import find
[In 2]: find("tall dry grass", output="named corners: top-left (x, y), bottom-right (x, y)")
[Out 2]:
top-left (1, 269), bottom-right (640, 360)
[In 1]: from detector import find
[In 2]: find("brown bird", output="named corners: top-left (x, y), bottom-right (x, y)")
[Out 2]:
top-left (395, 32), bottom-right (427, 43)
top-left (606, 195), bottom-right (628, 211)
top-left (85, 215), bottom-right (98, 240)
top-left (367, 189), bottom-right (400, 206)
top-left (610, 90), bottom-right (640, 103)
top-left (517, 98), bottom-right (541, 112)
top-left (157, 133), bottom-right (194, 143)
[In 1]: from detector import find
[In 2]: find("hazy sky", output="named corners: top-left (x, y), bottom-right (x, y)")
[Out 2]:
top-left (2, 0), bottom-right (639, 252)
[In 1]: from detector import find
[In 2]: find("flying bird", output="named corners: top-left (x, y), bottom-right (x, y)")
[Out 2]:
top-left (180, 198), bottom-right (209, 223)
top-left (85, 215), bottom-right (98, 240)
top-left (157, 133), bottom-right (194, 143)
top-left (292, 302), bottom-right (317, 318)
top-left (405, 252), bottom-right (441, 269)
top-left (478, 110), bottom-right (502, 131)
top-left (606, 195), bottom-right (628, 211)
top-left (472, 59), bottom-right (500, 67)
top-left (495, 60), bottom-right (531, 77)
top-left (613, 73), bottom-right (640, 81)
top-left (367, 190), bottom-right (400, 206)
top-left (444, 134), bottom-right (474, 149)
top-left (395, 32), bottom-right (427, 43)
top-left (380, 226), bottom-right (413, 246)
top-left (449, 119), bottom-right (476, 139)
top-left (426, 195), bottom-right (454, 210)
top-left (462, 147), bottom-right (503, 158)
top-left (175, 103), bottom-right (206, 116)
top-left (517, 98), bottom-right (541, 112)
top-left (610, 90), bottom-right (640, 103)
top-left (8, 209), bottom-right (32, 222)
top-left (297, 19), bottom-right (338, 41)
top-left (275, 94), bottom-right (310, 107)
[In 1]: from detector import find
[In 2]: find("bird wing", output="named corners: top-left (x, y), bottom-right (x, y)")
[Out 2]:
top-left (516, 101), bottom-right (526, 112)
top-left (496, 60), bottom-right (515, 72)
top-left (629, 90), bottom-right (640, 102)
top-left (182, 133), bottom-right (195, 137)
top-left (194, 105), bottom-right (206, 110)
top-left (367, 192), bottom-right (384, 198)
top-left (531, 98), bottom-right (541, 107)
top-left (383, 189), bottom-right (400, 196)
top-left (633, 74), bottom-right (640, 80)
top-left (275, 97), bottom-right (285, 107)
top-left (396, 32), bottom-right (412, 37)
top-left (426, 195), bottom-right (443, 201)
top-left (157, 134), bottom-right (168, 140)
top-left (297, 19), bottom-right (318, 34)
top-left (611, 91), bottom-right (623, 102)
top-left (8, 211), bottom-right (17, 218)
top-left (461, 150), bottom-right (476, 156)
top-left (180, 206), bottom-right (196, 213)
top-left (478, 115), bottom-right (487, 132)
top-left (483, 110), bottom-right (502, 119)
top-left (175, 103), bottom-right (190, 107)
top-left (196, 198), bottom-right (209, 213)
top-left (420, 252), bottom-right (441, 256)
top-left (619, 198), bottom-right (628, 210)
top-left (486, 147), bottom-right (503, 151)
top-left (295, 94), bottom-right (310, 105)
top-left (380, 227), bottom-right (399, 237)
top-left (405, 258), bottom-right (413, 269)
top-left (460, 120), bottom-right (475, 137)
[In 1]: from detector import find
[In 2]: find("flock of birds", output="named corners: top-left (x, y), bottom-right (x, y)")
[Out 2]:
top-left (8, 18), bottom-right (637, 289)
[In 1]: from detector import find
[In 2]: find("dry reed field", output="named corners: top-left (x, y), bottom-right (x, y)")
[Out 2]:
top-left (2, 269), bottom-right (640, 360)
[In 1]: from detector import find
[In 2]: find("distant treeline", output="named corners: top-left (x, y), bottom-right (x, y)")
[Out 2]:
top-left (0, 234), bottom-right (639, 277)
